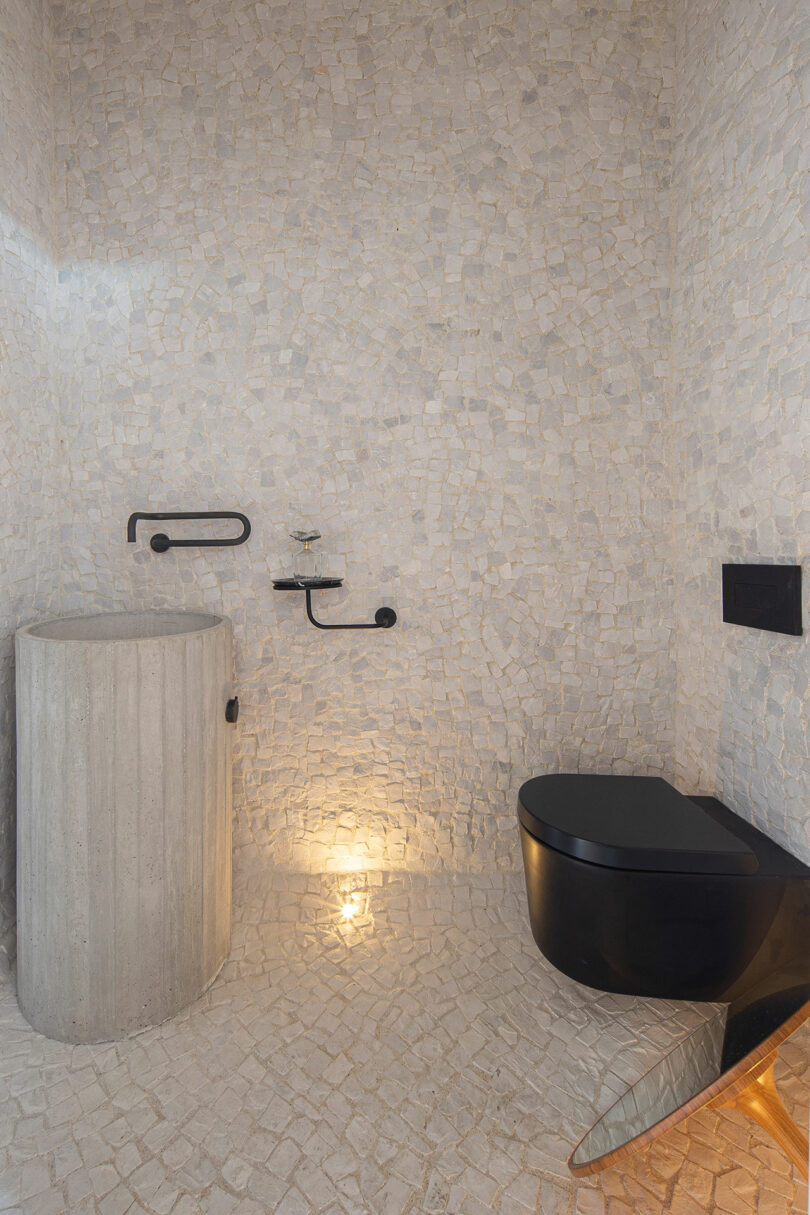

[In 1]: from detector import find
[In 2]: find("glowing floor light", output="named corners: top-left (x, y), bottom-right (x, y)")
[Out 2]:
top-left (341, 892), bottom-right (363, 920)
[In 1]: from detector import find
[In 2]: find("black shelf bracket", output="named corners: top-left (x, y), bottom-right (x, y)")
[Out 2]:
top-left (273, 579), bottom-right (397, 631)
top-left (128, 511), bottom-right (251, 552)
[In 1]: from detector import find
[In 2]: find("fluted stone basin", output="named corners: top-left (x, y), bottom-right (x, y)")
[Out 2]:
top-left (16, 611), bottom-right (233, 1043)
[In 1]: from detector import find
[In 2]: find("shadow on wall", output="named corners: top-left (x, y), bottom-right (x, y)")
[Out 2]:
top-left (0, 207), bottom-right (63, 979)
top-left (0, 678), bottom-right (17, 979)
top-left (715, 609), bottom-right (810, 866)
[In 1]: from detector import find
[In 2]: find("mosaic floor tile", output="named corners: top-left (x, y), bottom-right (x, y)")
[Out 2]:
top-left (1, 870), bottom-right (806, 1213)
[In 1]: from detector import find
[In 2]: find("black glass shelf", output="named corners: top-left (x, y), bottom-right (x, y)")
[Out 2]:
top-left (273, 578), bottom-right (343, 590)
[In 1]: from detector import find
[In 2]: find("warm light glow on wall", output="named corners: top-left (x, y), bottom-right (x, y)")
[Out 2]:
top-left (283, 790), bottom-right (410, 875)
top-left (330, 848), bottom-right (371, 875)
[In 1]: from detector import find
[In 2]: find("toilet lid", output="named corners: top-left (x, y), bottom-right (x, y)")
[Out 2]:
top-left (518, 775), bottom-right (758, 875)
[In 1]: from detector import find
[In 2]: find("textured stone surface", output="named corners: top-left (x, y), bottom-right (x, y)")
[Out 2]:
top-left (0, 0), bottom-right (61, 969)
top-left (0, 0), bottom-right (807, 1206)
top-left (47, 0), bottom-right (676, 878)
top-left (0, 870), bottom-right (807, 1213)
top-left (15, 612), bottom-right (232, 1042)
top-left (671, 0), bottom-right (810, 863)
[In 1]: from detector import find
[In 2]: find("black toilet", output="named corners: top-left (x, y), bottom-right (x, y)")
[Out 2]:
top-left (518, 774), bottom-right (810, 1062)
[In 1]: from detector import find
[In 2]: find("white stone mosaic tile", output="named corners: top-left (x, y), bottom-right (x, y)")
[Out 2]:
top-left (0, 0), bottom-right (61, 964)
top-left (0, 871), bottom-right (807, 1214)
top-left (671, 0), bottom-right (810, 863)
top-left (1, 0), bottom-right (808, 1207)
top-left (46, 0), bottom-right (676, 878)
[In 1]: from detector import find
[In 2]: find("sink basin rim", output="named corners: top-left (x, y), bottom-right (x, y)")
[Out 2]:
top-left (20, 610), bottom-right (226, 644)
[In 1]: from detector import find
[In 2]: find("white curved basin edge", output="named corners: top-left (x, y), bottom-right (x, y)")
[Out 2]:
top-left (20, 610), bottom-right (225, 643)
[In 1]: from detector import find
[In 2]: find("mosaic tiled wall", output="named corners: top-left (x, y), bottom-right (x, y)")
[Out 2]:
top-left (0, 0), bottom-right (60, 963)
top-left (48, 0), bottom-right (676, 876)
top-left (671, 0), bottom-right (810, 862)
top-left (3, 0), bottom-right (806, 903)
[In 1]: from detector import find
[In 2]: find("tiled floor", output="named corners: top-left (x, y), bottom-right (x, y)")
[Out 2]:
top-left (0, 869), bottom-right (807, 1214)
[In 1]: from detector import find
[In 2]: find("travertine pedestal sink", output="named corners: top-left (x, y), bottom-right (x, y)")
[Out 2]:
top-left (15, 611), bottom-right (233, 1043)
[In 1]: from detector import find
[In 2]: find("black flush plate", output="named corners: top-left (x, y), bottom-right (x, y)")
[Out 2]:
top-left (722, 564), bottom-right (802, 636)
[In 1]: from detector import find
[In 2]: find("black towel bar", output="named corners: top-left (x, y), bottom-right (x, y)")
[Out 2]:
top-left (127, 511), bottom-right (251, 552)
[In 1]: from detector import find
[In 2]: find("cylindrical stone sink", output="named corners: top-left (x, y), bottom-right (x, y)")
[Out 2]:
top-left (15, 611), bottom-right (233, 1043)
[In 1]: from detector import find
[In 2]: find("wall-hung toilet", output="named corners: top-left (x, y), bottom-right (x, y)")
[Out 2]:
top-left (518, 775), bottom-right (810, 1063)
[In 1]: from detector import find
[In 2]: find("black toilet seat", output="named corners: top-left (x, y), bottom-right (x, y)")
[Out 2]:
top-left (518, 774), bottom-right (757, 875)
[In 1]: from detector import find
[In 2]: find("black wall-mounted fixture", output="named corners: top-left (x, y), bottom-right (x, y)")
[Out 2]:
top-left (722, 563), bottom-right (802, 636)
top-left (517, 773), bottom-right (810, 1070)
top-left (128, 511), bottom-right (251, 553)
top-left (273, 578), bottom-right (397, 631)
